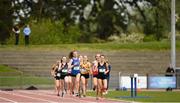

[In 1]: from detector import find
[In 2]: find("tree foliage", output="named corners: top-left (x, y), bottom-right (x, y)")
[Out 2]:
top-left (0, 0), bottom-right (13, 44)
top-left (0, 0), bottom-right (179, 43)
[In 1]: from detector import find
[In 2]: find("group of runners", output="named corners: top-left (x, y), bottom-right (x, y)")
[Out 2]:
top-left (51, 51), bottom-right (111, 100)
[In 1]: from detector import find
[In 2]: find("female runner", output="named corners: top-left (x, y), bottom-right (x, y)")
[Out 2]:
top-left (96, 55), bottom-right (109, 100)
top-left (51, 60), bottom-right (61, 96)
top-left (92, 54), bottom-right (101, 91)
top-left (59, 56), bottom-right (69, 97)
top-left (69, 51), bottom-right (81, 96)
top-left (80, 55), bottom-right (91, 97)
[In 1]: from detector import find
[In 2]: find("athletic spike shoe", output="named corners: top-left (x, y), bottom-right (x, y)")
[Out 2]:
top-left (72, 93), bottom-right (78, 97)
top-left (102, 92), bottom-right (105, 95)
top-left (75, 93), bottom-right (79, 97)
top-left (61, 92), bottom-right (64, 97)
top-left (93, 86), bottom-right (96, 91)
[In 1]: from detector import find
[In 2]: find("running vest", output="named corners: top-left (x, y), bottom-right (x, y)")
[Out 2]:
top-left (92, 60), bottom-right (98, 75)
top-left (61, 63), bottom-right (68, 75)
top-left (80, 62), bottom-right (90, 74)
top-left (55, 65), bottom-right (61, 77)
top-left (72, 58), bottom-right (80, 71)
top-left (97, 62), bottom-right (106, 74)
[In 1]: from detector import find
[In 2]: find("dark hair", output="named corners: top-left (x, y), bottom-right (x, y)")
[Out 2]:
top-left (61, 59), bottom-right (63, 63)
top-left (61, 56), bottom-right (66, 63)
top-left (69, 51), bottom-right (74, 59)
top-left (100, 54), bottom-right (105, 57)
top-left (14, 26), bottom-right (19, 31)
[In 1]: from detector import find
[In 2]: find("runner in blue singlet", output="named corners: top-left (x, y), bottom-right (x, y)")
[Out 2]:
top-left (68, 51), bottom-right (81, 96)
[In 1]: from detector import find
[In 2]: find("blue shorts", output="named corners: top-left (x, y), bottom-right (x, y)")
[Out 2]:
top-left (71, 70), bottom-right (80, 76)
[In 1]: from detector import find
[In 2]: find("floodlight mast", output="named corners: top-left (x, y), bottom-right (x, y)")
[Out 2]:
top-left (171, 0), bottom-right (176, 70)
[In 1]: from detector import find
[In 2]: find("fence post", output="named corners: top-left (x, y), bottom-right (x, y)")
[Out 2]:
top-left (147, 73), bottom-right (149, 89)
top-left (0, 73), bottom-right (1, 89)
top-left (130, 76), bottom-right (134, 97)
top-left (118, 72), bottom-right (121, 89)
top-left (134, 77), bottom-right (137, 97)
top-left (90, 75), bottom-right (93, 90)
top-left (20, 72), bottom-right (23, 89)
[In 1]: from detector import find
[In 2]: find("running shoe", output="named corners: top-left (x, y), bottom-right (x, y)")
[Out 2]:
top-left (61, 92), bottom-right (64, 97)
top-left (93, 86), bottom-right (96, 91)
top-left (72, 93), bottom-right (79, 97)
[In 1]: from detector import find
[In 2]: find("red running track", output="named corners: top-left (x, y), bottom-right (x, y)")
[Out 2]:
top-left (0, 90), bottom-right (128, 103)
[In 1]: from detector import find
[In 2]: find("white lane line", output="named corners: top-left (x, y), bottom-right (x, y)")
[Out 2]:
top-left (0, 96), bottom-right (17, 103)
top-left (36, 90), bottom-right (95, 102)
top-left (39, 90), bottom-right (101, 102)
top-left (18, 90), bottom-right (95, 103)
top-left (0, 91), bottom-right (56, 103)
top-left (38, 90), bottom-right (122, 103)
top-left (18, 90), bottom-right (82, 102)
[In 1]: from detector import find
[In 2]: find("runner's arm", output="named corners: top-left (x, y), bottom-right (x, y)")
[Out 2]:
top-left (105, 63), bottom-right (109, 74)
top-left (88, 62), bottom-right (92, 74)
top-left (51, 64), bottom-right (56, 77)
top-left (68, 59), bottom-right (73, 69)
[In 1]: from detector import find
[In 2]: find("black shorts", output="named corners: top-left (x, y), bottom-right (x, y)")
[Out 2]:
top-left (97, 73), bottom-right (107, 80)
top-left (55, 72), bottom-right (61, 80)
top-left (67, 73), bottom-right (71, 76)
top-left (93, 75), bottom-right (98, 78)
top-left (60, 75), bottom-right (67, 80)
top-left (71, 74), bottom-right (76, 77)
top-left (81, 74), bottom-right (89, 79)
top-left (55, 76), bottom-right (60, 80)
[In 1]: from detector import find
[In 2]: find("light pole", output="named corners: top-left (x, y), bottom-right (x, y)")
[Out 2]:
top-left (171, 0), bottom-right (176, 70)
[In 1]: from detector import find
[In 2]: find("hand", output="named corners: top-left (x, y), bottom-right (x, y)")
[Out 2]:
top-left (52, 73), bottom-right (55, 77)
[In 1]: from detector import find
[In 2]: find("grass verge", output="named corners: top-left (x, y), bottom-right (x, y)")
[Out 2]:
top-left (0, 41), bottom-right (180, 51)
top-left (0, 65), bottom-right (53, 88)
top-left (87, 91), bottom-right (180, 102)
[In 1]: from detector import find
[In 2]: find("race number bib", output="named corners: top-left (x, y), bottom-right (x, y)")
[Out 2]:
top-left (74, 66), bottom-right (80, 70)
top-left (81, 68), bottom-right (86, 73)
top-left (99, 69), bottom-right (105, 73)
top-left (57, 73), bottom-right (61, 77)
top-left (62, 69), bottom-right (68, 73)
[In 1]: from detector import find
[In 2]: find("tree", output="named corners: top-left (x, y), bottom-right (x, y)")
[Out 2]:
top-left (145, 0), bottom-right (171, 40)
top-left (0, 0), bottom-right (13, 44)
top-left (0, 0), bottom-right (175, 44)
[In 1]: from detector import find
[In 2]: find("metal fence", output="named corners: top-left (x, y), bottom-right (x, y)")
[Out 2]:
top-left (0, 72), bottom-right (54, 89)
top-left (0, 71), bottom-right (119, 90)
top-left (0, 71), bottom-right (180, 90)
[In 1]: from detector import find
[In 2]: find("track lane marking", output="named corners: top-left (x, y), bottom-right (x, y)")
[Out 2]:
top-left (0, 96), bottom-right (17, 103)
top-left (18, 90), bottom-right (97, 103)
top-left (0, 91), bottom-right (56, 103)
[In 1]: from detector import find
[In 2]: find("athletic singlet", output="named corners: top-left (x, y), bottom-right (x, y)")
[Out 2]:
top-left (71, 58), bottom-right (80, 70)
top-left (92, 60), bottom-right (98, 75)
top-left (97, 62), bottom-right (107, 74)
top-left (106, 65), bottom-right (111, 77)
top-left (61, 63), bottom-right (68, 75)
top-left (80, 62), bottom-right (90, 74)
top-left (55, 65), bottom-right (61, 77)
